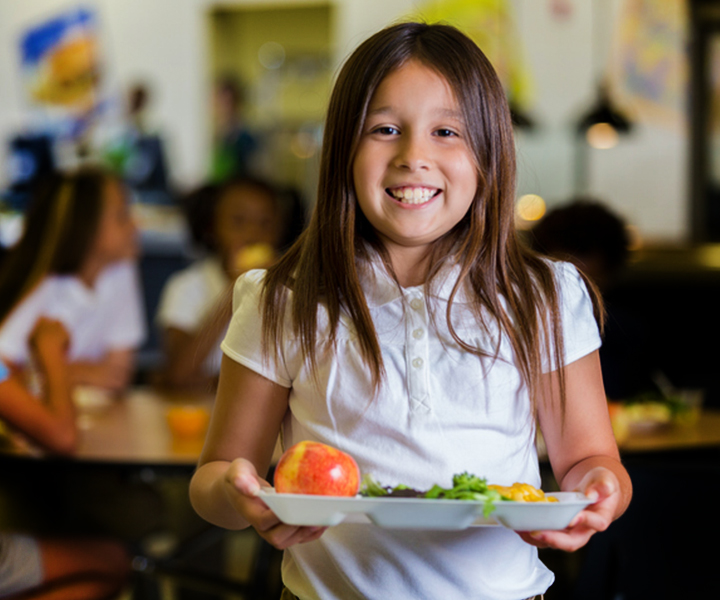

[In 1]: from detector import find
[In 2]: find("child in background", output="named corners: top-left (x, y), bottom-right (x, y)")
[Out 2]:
top-left (190, 23), bottom-right (632, 600)
top-left (0, 319), bottom-right (130, 599)
top-left (156, 177), bottom-right (283, 389)
top-left (0, 168), bottom-right (145, 392)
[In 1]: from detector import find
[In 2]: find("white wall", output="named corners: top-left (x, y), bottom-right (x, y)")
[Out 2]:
top-left (0, 0), bottom-right (688, 241)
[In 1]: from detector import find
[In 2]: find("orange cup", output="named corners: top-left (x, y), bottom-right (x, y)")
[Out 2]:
top-left (166, 406), bottom-right (210, 439)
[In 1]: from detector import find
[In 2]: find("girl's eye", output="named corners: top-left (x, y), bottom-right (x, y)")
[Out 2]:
top-left (435, 128), bottom-right (458, 138)
top-left (371, 126), bottom-right (400, 135)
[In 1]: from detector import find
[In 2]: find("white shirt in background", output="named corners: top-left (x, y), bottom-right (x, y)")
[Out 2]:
top-left (220, 258), bottom-right (602, 600)
top-left (0, 260), bottom-right (146, 365)
top-left (156, 257), bottom-right (230, 376)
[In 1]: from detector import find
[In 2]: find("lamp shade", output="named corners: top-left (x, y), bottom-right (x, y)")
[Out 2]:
top-left (576, 84), bottom-right (632, 135)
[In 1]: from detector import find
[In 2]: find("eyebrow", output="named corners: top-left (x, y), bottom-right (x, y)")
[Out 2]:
top-left (366, 106), bottom-right (464, 120)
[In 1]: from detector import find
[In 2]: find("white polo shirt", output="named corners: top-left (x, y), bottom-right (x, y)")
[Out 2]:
top-left (0, 261), bottom-right (146, 365)
top-left (221, 258), bottom-right (601, 600)
top-left (156, 257), bottom-right (230, 375)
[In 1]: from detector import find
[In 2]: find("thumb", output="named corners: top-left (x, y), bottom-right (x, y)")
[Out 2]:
top-left (228, 458), bottom-right (262, 497)
top-left (579, 468), bottom-right (617, 503)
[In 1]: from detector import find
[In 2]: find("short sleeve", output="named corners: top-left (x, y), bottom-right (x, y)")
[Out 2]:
top-left (551, 261), bottom-right (602, 369)
top-left (156, 267), bottom-right (206, 332)
top-left (98, 262), bottom-right (147, 350)
top-left (220, 270), bottom-right (294, 387)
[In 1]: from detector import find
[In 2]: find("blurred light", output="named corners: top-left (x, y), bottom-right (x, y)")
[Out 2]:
top-left (586, 122), bottom-right (619, 149)
top-left (258, 42), bottom-right (285, 70)
top-left (290, 131), bottom-right (317, 159)
top-left (516, 194), bottom-right (546, 222)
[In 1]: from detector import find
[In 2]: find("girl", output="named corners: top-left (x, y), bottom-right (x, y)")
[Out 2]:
top-left (190, 22), bottom-right (632, 600)
top-left (156, 177), bottom-right (283, 389)
top-left (0, 167), bottom-right (145, 392)
top-left (0, 318), bottom-right (130, 600)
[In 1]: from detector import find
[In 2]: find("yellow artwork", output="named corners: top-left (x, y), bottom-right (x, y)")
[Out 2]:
top-left (411, 0), bottom-right (533, 110)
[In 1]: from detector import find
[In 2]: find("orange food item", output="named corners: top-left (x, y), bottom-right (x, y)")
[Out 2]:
top-left (166, 406), bottom-right (210, 438)
top-left (487, 482), bottom-right (558, 502)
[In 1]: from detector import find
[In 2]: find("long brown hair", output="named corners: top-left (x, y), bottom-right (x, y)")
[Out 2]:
top-left (261, 22), bottom-right (603, 413)
top-left (0, 167), bottom-right (110, 325)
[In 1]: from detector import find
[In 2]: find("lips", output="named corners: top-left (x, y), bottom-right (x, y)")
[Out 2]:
top-left (385, 185), bottom-right (441, 205)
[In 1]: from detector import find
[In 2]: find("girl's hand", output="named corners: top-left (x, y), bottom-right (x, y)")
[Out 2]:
top-left (224, 458), bottom-right (327, 550)
top-left (29, 318), bottom-right (70, 365)
top-left (517, 467), bottom-right (621, 552)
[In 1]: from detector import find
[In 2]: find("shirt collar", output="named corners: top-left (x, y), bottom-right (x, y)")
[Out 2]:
top-left (358, 250), bottom-right (470, 309)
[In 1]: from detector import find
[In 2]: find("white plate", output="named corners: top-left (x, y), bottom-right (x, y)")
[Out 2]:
top-left (256, 489), bottom-right (592, 531)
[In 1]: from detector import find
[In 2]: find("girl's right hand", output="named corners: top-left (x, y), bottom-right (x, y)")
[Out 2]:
top-left (224, 458), bottom-right (327, 549)
top-left (29, 318), bottom-right (70, 364)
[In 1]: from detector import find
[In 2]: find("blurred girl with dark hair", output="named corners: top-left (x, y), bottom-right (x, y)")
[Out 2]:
top-left (156, 177), bottom-right (283, 389)
top-left (0, 167), bottom-right (145, 391)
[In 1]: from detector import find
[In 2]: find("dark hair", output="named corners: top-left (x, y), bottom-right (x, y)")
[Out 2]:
top-left (261, 22), bottom-right (603, 413)
top-left (531, 198), bottom-right (630, 273)
top-left (0, 167), bottom-right (111, 325)
top-left (215, 75), bottom-right (245, 111)
top-left (183, 176), bottom-right (280, 253)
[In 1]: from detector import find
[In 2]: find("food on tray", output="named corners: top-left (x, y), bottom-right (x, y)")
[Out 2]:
top-left (274, 440), bottom-right (360, 496)
top-left (360, 472), bottom-right (559, 516)
top-left (361, 472), bottom-right (504, 517)
top-left (235, 243), bottom-right (275, 272)
top-left (487, 482), bottom-right (558, 503)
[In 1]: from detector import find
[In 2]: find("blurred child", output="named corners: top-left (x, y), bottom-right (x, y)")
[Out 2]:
top-left (210, 76), bottom-right (260, 183)
top-left (156, 177), bottom-right (283, 389)
top-left (0, 318), bottom-right (130, 599)
top-left (0, 167), bottom-right (146, 392)
top-left (529, 199), bottom-right (658, 400)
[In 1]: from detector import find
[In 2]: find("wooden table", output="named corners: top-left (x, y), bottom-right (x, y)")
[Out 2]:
top-left (74, 386), bottom-right (214, 467)
top-left (617, 408), bottom-right (720, 454)
top-left (0, 386), bottom-right (278, 600)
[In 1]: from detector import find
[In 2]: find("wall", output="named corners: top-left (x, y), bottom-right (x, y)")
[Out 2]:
top-left (0, 0), bottom-right (688, 241)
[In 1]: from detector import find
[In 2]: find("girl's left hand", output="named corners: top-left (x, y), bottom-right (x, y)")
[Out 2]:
top-left (517, 467), bottom-right (621, 552)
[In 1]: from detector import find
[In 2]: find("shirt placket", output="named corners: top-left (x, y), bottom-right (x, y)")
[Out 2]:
top-left (405, 291), bottom-right (431, 413)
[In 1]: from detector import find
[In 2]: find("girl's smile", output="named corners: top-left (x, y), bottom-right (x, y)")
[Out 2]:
top-left (353, 59), bottom-right (478, 262)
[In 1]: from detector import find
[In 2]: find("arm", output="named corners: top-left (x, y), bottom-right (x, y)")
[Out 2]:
top-left (523, 350), bottom-right (632, 552)
top-left (68, 348), bottom-right (134, 392)
top-left (0, 319), bottom-right (77, 455)
top-left (160, 290), bottom-right (233, 389)
top-left (189, 356), bottom-right (325, 549)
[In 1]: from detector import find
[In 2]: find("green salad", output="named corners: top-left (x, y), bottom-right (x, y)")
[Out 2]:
top-left (360, 471), bottom-right (504, 517)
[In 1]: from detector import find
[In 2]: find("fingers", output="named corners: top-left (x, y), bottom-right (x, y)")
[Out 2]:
top-left (224, 459), bottom-right (327, 549)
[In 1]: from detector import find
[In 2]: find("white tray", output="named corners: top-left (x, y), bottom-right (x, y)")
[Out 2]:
top-left (257, 489), bottom-right (592, 531)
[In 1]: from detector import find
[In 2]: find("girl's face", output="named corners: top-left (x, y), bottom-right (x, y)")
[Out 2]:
top-left (91, 178), bottom-right (138, 264)
top-left (214, 184), bottom-right (280, 265)
top-left (353, 59), bottom-right (478, 257)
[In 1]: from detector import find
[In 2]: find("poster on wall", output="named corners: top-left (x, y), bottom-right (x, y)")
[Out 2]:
top-left (608, 0), bottom-right (688, 129)
top-left (411, 0), bottom-right (534, 116)
top-left (19, 6), bottom-right (105, 144)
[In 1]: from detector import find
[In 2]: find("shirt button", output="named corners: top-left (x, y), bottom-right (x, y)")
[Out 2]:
top-left (410, 298), bottom-right (423, 311)
top-left (412, 357), bottom-right (424, 369)
top-left (412, 328), bottom-right (424, 339)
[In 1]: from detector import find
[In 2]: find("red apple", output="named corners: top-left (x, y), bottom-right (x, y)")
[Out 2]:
top-left (274, 440), bottom-right (360, 496)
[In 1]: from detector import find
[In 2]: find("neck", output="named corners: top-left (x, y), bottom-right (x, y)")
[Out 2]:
top-left (386, 245), bottom-right (431, 288)
top-left (77, 257), bottom-right (106, 289)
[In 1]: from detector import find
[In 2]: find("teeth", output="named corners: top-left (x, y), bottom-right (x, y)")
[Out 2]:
top-left (389, 187), bottom-right (437, 205)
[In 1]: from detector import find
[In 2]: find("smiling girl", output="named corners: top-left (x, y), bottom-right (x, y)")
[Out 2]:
top-left (190, 22), bottom-right (631, 600)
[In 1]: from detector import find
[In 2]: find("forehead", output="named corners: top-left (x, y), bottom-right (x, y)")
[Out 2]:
top-left (218, 184), bottom-right (275, 211)
top-left (367, 59), bottom-right (462, 117)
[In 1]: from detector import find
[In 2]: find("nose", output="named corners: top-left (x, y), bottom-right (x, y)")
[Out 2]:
top-left (393, 133), bottom-right (431, 171)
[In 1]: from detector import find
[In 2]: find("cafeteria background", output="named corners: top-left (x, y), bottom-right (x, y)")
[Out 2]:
top-left (1, 0), bottom-right (719, 599)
